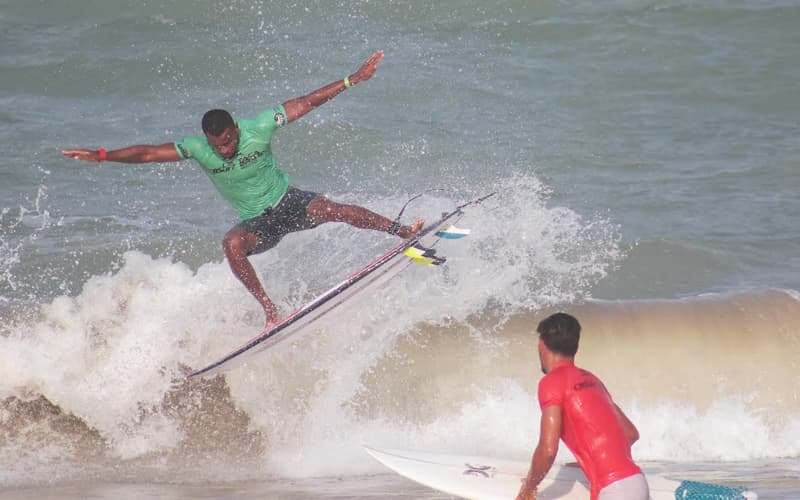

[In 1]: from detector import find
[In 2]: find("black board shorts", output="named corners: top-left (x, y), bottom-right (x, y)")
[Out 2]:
top-left (235, 186), bottom-right (321, 255)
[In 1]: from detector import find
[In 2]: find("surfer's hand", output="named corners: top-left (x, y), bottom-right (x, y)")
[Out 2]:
top-left (515, 484), bottom-right (537, 500)
top-left (62, 148), bottom-right (101, 162)
top-left (349, 50), bottom-right (384, 86)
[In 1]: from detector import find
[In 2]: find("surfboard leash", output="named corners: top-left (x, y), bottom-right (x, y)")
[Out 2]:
top-left (457, 191), bottom-right (497, 210)
top-left (388, 189), bottom-right (442, 235)
top-left (389, 190), bottom-right (497, 235)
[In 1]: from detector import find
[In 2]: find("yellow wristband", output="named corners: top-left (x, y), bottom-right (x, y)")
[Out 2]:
top-left (343, 76), bottom-right (351, 88)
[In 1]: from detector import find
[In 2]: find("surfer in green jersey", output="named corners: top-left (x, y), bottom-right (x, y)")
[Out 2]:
top-left (63, 51), bottom-right (423, 328)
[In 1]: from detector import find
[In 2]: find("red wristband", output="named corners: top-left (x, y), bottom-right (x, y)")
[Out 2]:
top-left (96, 148), bottom-right (108, 161)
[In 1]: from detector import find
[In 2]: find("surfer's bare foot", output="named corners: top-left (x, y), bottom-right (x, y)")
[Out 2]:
top-left (397, 219), bottom-right (424, 239)
top-left (262, 301), bottom-right (280, 330)
top-left (264, 313), bottom-right (281, 330)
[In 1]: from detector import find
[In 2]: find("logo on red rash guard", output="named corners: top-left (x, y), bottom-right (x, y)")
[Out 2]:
top-left (574, 379), bottom-right (597, 391)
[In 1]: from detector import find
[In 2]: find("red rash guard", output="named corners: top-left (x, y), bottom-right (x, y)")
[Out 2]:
top-left (538, 361), bottom-right (642, 499)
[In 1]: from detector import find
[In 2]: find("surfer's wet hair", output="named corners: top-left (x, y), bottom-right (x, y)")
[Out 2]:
top-left (202, 109), bottom-right (235, 136)
top-left (537, 312), bottom-right (580, 357)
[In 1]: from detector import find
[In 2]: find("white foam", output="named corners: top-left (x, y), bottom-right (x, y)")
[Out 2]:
top-left (265, 380), bottom-right (800, 478)
top-left (15, 180), bottom-right (793, 483)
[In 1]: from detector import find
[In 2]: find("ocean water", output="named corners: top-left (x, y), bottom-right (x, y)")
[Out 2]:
top-left (1, 0), bottom-right (799, 498)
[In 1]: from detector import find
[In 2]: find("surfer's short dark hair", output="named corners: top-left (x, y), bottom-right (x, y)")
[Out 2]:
top-left (537, 312), bottom-right (580, 357)
top-left (202, 109), bottom-right (235, 136)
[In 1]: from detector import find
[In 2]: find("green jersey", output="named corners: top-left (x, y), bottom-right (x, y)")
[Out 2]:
top-left (174, 106), bottom-right (290, 221)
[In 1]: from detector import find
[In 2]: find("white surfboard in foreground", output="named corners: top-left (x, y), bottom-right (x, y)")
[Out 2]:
top-left (364, 446), bottom-right (758, 500)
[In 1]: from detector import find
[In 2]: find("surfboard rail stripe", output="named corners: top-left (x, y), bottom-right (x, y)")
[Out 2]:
top-left (188, 192), bottom-right (496, 378)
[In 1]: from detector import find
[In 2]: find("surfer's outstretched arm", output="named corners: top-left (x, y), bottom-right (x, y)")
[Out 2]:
top-left (62, 143), bottom-right (181, 163)
top-left (282, 50), bottom-right (384, 123)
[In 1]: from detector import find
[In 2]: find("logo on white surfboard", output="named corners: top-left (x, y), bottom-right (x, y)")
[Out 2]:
top-left (463, 463), bottom-right (497, 478)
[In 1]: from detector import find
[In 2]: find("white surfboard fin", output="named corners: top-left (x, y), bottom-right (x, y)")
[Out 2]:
top-left (435, 225), bottom-right (470, 239)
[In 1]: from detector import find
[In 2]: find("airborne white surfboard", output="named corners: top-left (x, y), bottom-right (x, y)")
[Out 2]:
top-left (188, 193), bottom-right (494, 378)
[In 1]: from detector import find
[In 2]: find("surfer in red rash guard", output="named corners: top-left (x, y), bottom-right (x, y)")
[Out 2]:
top-left (62, 51), bottom-right (423, 329)
top-left (516, 313), bottom-right (649, 500)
